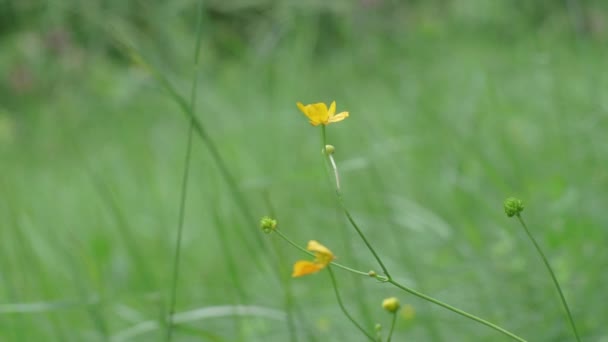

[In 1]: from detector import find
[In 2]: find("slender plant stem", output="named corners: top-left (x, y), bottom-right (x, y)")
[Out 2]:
top-left (327, 267), bottom-right (376, 341)
top-left (388, 279), bottom-right (527, 342)
top-left (166, 2), bottom-right (204, 340)
top-left (274, 230), bottom-right (373, 278)
top-left (212, 211), bottom-right (247, 341)
top-left (516, 214), bottom-right (581, 342)
top-left (336, 195), bottom-right (392, 279)
top-left (328, 155), bottom-right (341, 191)
top-left (264, 197), bottom-right (298, 342)
top-left (319, 126), bottom-right (525, 341)
top-left (320, 126), bottom-right (391, 278)
top-left (386, 312), bottom-right (397, 342)
top-left (166, 121), bottom-right (193, 341)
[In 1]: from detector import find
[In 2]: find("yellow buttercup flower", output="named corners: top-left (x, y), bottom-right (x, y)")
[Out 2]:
top-left (296, 101), bottom-right (349, 126)
top-left (292, 240), bottom-right (335, 277)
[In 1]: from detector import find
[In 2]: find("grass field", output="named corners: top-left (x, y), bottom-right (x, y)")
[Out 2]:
top-left (1, 2), bottom-right (607, 341)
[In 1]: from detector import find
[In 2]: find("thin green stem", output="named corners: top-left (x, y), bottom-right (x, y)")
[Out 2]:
top-left (166, 122), bottom-right (193, 341)
top-left (327, 267), bottom-right (375, 341)
top-left (273, 230), bottom-right (373, 278)
top-left (166, 2), bottom-right (204, 340)
top-left (264, 198), bottom-right (298, 342)
top-left (336, 196), bottom-right (391, 279)
top-left (319, 126), bottom-right (391, 278)
top-left (386, 313), bottom-right (397, 342)
top-left (516, 214), bottom-right (581, 342)
top-left (387, 279), bottom-right (527, 342)
top-left (212, 211), bottom-right (247, 341)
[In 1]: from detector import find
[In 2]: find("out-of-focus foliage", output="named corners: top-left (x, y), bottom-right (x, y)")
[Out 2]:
top-left (1, 1), bottom-right (607, 341)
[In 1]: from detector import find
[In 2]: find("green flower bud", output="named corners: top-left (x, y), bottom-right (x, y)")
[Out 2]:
top-left (374, 323), bottom-right (383, 340)
top-left (368, 270), bottom-right (377, 278)
top-left (504, 197), bottom-right (524, 217)
top-left (382, 297), bottom-right (400, 313)
top-left (259, 216), bottom-right (277, 233)
top-left (322, 144), bottom-right (335, 155)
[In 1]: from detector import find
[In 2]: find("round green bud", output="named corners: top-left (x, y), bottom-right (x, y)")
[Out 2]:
top-left (322, 144), bottom-right (335, 155)
top-left (382, 297), bottom-right (400, 313)
top-left (374, 323), bottom-right (382, 332)
top-left (259, 216), bottom-right (277, 233)
top-left (368, 270), bottom-right (377, 278)
top-left (504, 197), bottom-right (524, 217)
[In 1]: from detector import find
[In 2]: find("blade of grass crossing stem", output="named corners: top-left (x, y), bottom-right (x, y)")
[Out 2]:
top-left (111, 29), bottom-right (291, 337)
top-left (264, 195), bottom-right (298, 342)
top-left (166, 1), bottom-right (204, 340)
top-left (113, 42), bottom-right (276, 284)
top-left (114, 39), bottom-right (264, 253)
top-left (212, 208), bottom-right (247, 342)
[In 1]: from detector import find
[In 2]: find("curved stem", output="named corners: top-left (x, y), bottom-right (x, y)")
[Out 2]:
top-left (320, 126), bottom-right (391, 279)
top-left (516, 214), bottom-right (581, 342)
top-left (274, 230), bottom-right (371, 277)
top-left (386, 312), bottom-right (397, 342)
top-left (387, 279), bottom-right (527, 342)
top-left (327, 267), bottom-right (375, 341)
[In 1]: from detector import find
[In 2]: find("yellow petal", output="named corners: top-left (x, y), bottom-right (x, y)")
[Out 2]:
top-left (327, 111), bottom-right (349, 124)
top-left (310, 102), bottom-right (328, 114)
top-left (296, 102), bottom-right (308, 114)
top-left (305, 105), bottom-right (328, 125)
top-left (292, 260), bottom-right (324, 277)
top-left (328, 101), bottom-right (336, 116)
top-left (307, 240), bottom-right (334, 259)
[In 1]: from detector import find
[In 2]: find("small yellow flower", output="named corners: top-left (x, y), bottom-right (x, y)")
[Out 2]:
top-left (292, 240), bottom-right (335, 277)
top-left (296, 101), bottom-right (349, 126)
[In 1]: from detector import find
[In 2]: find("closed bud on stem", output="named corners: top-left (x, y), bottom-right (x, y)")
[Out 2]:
top-left (375, 323), bottom-right (383, 341)
top-left (504, 197), bottom-right (524, 217)
top-left (259, 216), bottom-right (278, 233)
top-left (322, 144), bottom-right (335, 155)
top-left (382, 297), bottom-right (400, 313)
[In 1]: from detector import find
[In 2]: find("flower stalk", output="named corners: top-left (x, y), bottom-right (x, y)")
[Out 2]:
top-left (328, 267), bottom-right (375, 341)
top-left (516, 214), bottom-right (581, 342)
top-left (320, 125), bottom-right (392, 279)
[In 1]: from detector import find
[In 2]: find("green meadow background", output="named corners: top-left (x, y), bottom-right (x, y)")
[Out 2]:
top-left (1, 1), bottom-right (607, 341)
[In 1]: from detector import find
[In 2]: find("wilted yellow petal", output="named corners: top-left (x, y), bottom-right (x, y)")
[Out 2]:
top-left (292, 260), bottom-right (324, 277)
top-left (327, 111), bottom-right (349, 123)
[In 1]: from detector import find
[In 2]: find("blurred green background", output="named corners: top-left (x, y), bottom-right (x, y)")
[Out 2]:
top-left (1, 0), bottom-right (607, 341)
